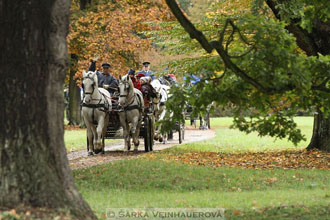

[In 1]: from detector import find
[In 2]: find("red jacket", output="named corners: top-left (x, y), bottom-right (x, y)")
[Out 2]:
top-left (131, 77), bottom-right (141, 90)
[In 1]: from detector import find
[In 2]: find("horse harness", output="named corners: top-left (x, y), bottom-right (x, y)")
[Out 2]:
top-left (120, 81), bottom-right (143, 112)
top-left (81, 75), bottom-right (111, 124)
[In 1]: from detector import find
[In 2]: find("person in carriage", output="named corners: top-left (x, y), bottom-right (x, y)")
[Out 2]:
top-left (137, 61), bottom-right (155, 80)
top-left (158, 67), bottom-right (177, 86)
top-left (139, 76), bottom-right (158, 111)
top-left (88, 59), bottom-right (119, 96)
top-left (136, 72), bottom-right (145, 84)
top-left (128, 68), bottom-right (141, 90)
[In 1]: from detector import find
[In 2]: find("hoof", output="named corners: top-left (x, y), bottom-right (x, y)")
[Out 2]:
top-left (134, 140), bottom-right (140, 147)
top-left (88, 152), bottom-right (94, 156)
top-left (101, 150), bottom-right (105, 155)
top-left (94, 149), bottom-right (102, 154)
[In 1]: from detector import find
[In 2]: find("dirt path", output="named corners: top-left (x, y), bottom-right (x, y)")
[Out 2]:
top-left (68, 127), bottom-right (216, 170)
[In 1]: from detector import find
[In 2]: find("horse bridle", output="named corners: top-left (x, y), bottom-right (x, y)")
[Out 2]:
top-left (82, 75), bottom-right (96, 96)
top-left (119, 80), bottom-right (135, 107)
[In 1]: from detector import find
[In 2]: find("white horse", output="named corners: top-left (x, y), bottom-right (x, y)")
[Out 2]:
top-left (151, 79), bottom-right (170, 143)
top-left (81, 70), bottom-right (112, 156)
top-left (118, 74), bottom-right (144, 152)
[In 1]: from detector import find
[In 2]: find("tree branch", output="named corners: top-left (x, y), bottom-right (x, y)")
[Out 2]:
top-left (165, 0), bottom-right (272, 93)
top-left (265, 0), bottom-right (319, 56)
top-left (165, 0), bottom-right (213, 53)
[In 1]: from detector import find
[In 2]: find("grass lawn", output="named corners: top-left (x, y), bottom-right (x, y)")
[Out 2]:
top-left (73, 117), bottom-right (330, 219)
top-left (183, 117), bottom-right (312, 153)
top-left (64, 129), bottom-right (119, 152)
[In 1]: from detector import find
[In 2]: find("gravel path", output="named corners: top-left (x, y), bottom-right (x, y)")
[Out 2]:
top-left (67, 127), bottom-right (216, 170)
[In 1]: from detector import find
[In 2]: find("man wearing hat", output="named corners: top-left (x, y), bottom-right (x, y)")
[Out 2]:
top-left (88, 59), bottom-right (118, 96)
top-left (137, 61), bottom-right (155, 80)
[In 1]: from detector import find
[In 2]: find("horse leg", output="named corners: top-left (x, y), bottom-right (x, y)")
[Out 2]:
top-left (94, 117), bottom-right (104, 154)
top-left (131, 117), bottom-right (140, 153)
top-left (101, 114), bottom-right (109, 154)
top-left (154, 125), bottom-right (159, 141)
top-left (90, 126), bottom-right (98, 153)
top-left (162, 132), bottom-right (167, 144)
top-left (86, 126), bottom-right (94, 156)
top-left (119, 113), bottom-right (129, 152)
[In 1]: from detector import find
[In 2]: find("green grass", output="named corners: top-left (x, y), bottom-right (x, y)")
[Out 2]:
top-left (74, 159), bottom-right (330, 219)
top-left (180, 117), bottom-right (313, 153)
top-left (64, 129), bottom-right (119, 152)
top-left (73, 117), bottom-right (330, 219)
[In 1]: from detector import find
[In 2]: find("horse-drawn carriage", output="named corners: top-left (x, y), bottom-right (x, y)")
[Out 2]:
top-left (82, 71), bottom-right (156, 155)
top-left (82, 71), bottom-right (185, 156)
top-left (184, 104), bottom-right (210, 130)
top-left (103, 96), bottom-right (154, 152)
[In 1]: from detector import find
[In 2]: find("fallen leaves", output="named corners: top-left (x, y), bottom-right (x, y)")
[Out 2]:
top-left (144, 149), bottom-right (330, 170)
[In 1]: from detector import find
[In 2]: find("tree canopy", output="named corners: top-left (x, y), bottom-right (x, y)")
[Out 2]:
top-left (161, 0), bottom-right (330, 147)
top-left (68, 0), bottom-right (174, 80)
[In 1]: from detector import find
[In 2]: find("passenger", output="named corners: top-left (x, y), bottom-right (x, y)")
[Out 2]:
top-left (140, 77), bottom-right (157, 108)
top-left (136, 72), bottom-right (145, 83)
top-left (128, 69), bottom-right (141, 90)
top-left (137, 61), bottom-right (155, 80)
top-left (88, 59), bottom-right (118, 96)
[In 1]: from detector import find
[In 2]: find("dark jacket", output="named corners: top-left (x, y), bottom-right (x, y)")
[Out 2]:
top-left (140, 84), bottom-right (157, 100)
top-left (88, 61), bottom-right (118, 96)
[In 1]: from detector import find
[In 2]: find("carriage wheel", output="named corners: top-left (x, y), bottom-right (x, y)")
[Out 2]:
top-left (86, 135), bottom-right (89, 152)
top-left (144, 115), bottom-right (153, 152)
top-left (168, 130), bottom-right (173, 140)
top-left (149, 116), bottom-right (154, 151)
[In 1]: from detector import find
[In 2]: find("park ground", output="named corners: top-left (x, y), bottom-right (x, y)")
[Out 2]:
top-left (1, 117), bottom-right (328, 219)
top-left (71, 117), bottom-right (329, 219)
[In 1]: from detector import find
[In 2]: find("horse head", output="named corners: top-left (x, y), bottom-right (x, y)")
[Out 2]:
top-left (118, 74), bottom-right (134, 106)
top-left (151, 79), bottom-right (162, 94)
top-left (82, 70), bottom-right (98, 104)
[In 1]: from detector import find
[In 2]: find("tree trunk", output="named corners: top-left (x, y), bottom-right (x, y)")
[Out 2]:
top-left (0, 0), bottom-right (96, 219)
top-left (68, 54), bottom-right (82, 126)
top-left (307, 110), bottom-right (330, 152)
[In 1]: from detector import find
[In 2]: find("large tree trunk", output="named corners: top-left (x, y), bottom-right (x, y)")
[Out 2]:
top-left (68, 54), bottom-right (82, 126)
top-left (307, 110), bottom-right (330, 152)
top-left (0, 0), bottom-right (96, 219)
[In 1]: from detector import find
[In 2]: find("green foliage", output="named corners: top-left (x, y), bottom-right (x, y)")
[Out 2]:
top-left (275, 0), bottom-right (330, 32)
top-left (154, 0), bottom-right (330, 146)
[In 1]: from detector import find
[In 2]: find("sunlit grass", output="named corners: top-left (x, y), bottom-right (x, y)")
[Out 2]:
top-left (72, 116), bottom-right (330, 219)
top-left (179, 117), bottom-right (313, 153)
top-left (64, 129), bottom-right (119, 152)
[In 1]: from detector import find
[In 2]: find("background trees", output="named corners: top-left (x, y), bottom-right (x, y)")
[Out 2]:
top-left (163, 0), bottom-right (330, 151)
top-left (65, 0), bottom-right (173, 125)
